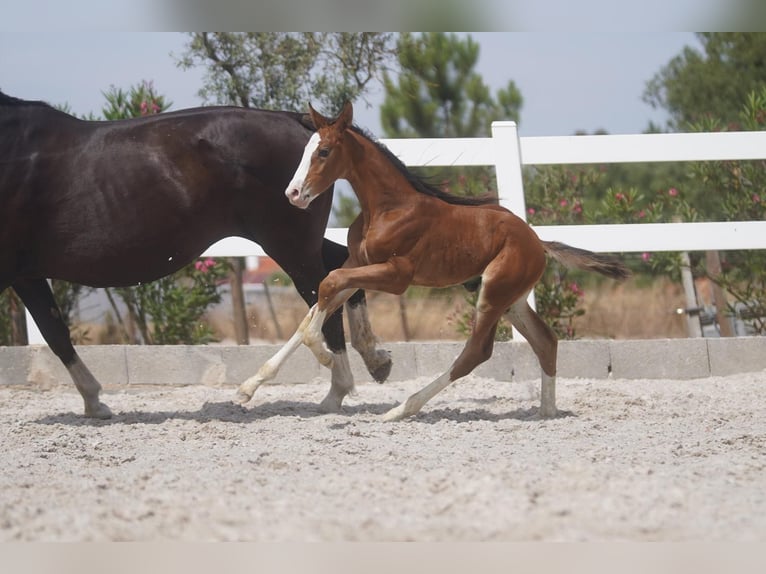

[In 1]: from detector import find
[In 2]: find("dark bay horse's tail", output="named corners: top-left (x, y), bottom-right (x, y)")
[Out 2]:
top-left (542, 241), bottom-right (631, 280)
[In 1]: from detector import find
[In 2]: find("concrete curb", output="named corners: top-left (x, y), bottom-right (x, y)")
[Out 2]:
top-left (1, 337), bottom-right (765, 389)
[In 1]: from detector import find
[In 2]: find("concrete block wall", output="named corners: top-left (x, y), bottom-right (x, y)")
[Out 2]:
top-left (1, 337), bottom-right (765, 390)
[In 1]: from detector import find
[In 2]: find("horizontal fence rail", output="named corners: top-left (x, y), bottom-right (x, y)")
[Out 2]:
top-left (25, 124), bottom-right (766, 344)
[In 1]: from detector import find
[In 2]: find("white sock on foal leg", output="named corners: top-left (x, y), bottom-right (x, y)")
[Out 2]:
top-left (319, 350), bottom-right (355, 413)
top-left (236, 328), bottom-right (303, 403)
top-left (539, 370), bottom-right (557, 418)
top-left (382, 371), bottom-right (454, 422)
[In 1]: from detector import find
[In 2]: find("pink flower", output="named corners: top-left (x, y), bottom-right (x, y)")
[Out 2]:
top-left (559, 199), bottom-right (568, 207)
top-left (615, 193), bottom-right (625, 201)
top-left (753, 194), bottom-right (761, 203)
top-left (194, 258), bottom-right (216, 273)
top-left (641, 252), bottom-right (651, 262)
top-left (638, 210), bottom-right (646, 219)
top-left (569, 282), bottom-right (584, 297)
top-left (527, 207), bottom-right (536, 215)
top-left (668, 187), bottom-right (679, 197)
top-left (573, 203), bottom-right (582, 214)
top-left (140, 101), bottom-right (148, 115)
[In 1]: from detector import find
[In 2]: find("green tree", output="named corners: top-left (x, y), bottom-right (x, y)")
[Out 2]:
top-left (381, 33), bottom-right (522, 139)
top-left (100, 80), bottom-right (172, 119)
top-left (688, 88), bottom-right (766, 334)
top-left (376, 32), bottom-right (522, 211)
top-left (177, 32), bottom-right (397, 112)
top-left (644, 33), bottom-right (766, 131)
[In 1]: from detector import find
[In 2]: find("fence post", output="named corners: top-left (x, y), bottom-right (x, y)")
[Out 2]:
top-left (491, 121), bottom-right (536, 341)
top-left (491, 121), bottom-right (528, 221)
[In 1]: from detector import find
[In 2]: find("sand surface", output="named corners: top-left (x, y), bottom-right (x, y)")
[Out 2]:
top-left (1, 372), bottom-right (765, 541)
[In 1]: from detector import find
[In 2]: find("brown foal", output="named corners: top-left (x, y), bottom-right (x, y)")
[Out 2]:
top-left (237, 101), bottom-right (629, 420)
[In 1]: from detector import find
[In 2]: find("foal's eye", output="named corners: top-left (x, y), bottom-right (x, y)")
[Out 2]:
top-left (317, 148), bottom-right (330, 158)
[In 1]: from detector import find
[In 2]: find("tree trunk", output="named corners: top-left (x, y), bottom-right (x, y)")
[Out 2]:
top-left (9, 292), bottom-right (28, 346)
top-left (705, 250), bottom-right (735, 337)
top-left (679, 251), bottom-right (702, 338)
top-left (229, 257), bottom-right (250, 345)
top-left (398, 294), bottom-right (411, 341)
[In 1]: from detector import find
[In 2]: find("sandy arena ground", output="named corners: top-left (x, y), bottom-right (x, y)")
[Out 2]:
top-left (1, 371), bottom-right (765, 542)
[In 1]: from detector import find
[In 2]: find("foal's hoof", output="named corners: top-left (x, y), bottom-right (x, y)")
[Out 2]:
top-left (235, 389), bottom-right (253, 405)
top-left (85, 402), bottom-right (113, 420)
top-left (382, 403), bottom-right (409, 422)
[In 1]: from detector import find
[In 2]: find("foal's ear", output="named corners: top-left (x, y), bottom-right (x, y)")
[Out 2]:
top-left (337, 100), bottom-right (353, 131)
top-left (308, 103), bottom-right (328, 129)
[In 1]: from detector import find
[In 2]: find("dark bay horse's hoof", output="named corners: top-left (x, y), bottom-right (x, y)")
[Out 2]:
top-left (369, 350), bottom-right (393, 383)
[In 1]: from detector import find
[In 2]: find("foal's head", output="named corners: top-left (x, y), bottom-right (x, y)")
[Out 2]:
top-left (285, 101), bottom-right (354, 209)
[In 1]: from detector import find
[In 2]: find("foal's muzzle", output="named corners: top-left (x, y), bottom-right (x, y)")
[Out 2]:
top-left (285, 185), bottom-right (313, 209)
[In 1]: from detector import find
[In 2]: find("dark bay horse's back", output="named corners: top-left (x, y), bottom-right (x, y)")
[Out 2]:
top-left (1, 97), bottom-right (328, 287)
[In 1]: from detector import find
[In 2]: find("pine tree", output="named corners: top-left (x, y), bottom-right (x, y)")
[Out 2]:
top-left (379, 33), bottom-right (522, 201)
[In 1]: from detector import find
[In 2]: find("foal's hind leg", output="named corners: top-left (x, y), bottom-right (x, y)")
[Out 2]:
top-left (507, 299), bottom-right (558, 418)
top-left (13, 278), bottom-right (112, 419)
top-left (383, 290), bottom-right (505, 422)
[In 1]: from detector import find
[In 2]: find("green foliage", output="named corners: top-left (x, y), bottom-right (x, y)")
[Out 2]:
top-left (177, 33), bottom-right (397, 112)
top-left (101, 80), bottom-right (171, 119)
top-left (380, 32), bottom-right (520, 202)
top-left (644, 33), bottom-right (766, 131)
top-left (534, 272), bottom-right (586, 340)
top-left (449, 289), bottom-right (514, 342)
top-left (687, 87), bottom-right (766, 334)
top-left (521, 166), bottom-right (695, 338)
top-left (381, 33), bottom-right (521, 138)
top-left (110, 258), bottom-right (230, 344)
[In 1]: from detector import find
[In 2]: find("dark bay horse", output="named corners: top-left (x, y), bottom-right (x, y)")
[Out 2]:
top-left (237, 101), bottom-right (630, 419)
top-left (0, 91), bottom-right (391, 418)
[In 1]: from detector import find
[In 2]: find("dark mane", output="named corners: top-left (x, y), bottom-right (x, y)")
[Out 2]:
top-left (349, 125), bottom-right (496, 207)
top-left (0, 90), bottom-right (53, 108)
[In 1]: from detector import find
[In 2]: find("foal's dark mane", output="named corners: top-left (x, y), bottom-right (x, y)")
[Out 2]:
top-left (348, 124), bottom-right (496, 207)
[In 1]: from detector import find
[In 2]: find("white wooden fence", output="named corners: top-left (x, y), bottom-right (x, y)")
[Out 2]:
top-left (25, 122), bottom-right (766, 343)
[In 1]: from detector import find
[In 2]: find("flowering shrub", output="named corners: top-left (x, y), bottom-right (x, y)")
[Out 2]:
top-left (109, 258), bottom-right (230, 345)
top-left (534, 275), bottom-right (586, 339)
top-left (686, 88), bottom-right (766, 334)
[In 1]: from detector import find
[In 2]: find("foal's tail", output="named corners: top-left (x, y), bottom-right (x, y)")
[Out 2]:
top-left (542, 241), bottom-right (631, 280)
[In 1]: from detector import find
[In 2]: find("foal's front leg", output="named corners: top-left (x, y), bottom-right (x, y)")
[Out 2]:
top-left (236, 307), bottom-right (316, 404)
top-left (236, 290), bottom-right (356, 410)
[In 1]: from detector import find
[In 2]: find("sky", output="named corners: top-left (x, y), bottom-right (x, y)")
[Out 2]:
top-left (1, 32), bottom-right (701, 138)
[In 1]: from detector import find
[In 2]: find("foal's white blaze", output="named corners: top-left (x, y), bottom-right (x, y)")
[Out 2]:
top-left (285, 132), bottom-right (320, 209)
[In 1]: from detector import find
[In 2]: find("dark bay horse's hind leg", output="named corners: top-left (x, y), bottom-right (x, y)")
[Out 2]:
top-left (321, 239), bottom-right (392, 383)
top-left (12, 278), bottom-right (112, 419)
